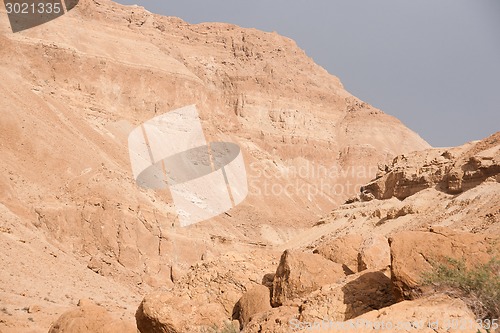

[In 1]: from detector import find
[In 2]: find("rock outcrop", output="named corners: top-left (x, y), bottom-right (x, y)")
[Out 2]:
top-left (135, 250), bottom-right (278, 332)
top-left (294, 294), bottom-right (481, 333)
top-left (1, 0), bottom-right (499, 331)
top-left (243, 306), bottom-right (299, 333)
top-left (240, 134), bottom-right (499, 333)
top-left (361, 132), bottom-right (500, 200)
top-left (298, 270), bottom-right (396, 322)
top-left (233, 285), bottom-right (272, 329)
top-left (48, 300), bottom-right (135, 333)
top-left (389, 226), bottom-right (500, 299)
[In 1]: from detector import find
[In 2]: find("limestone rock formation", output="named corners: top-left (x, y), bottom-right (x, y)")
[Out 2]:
top-left (1, 0), bottom-right (499, 331)
top-left (239, 133), bottom-right (499, 333)
top-left (244, 294), bottom-right (481, 333)
top-left (0, 0), bottom-right (431, 327)
top-left (135, 293), bottom-right (182, 333)
top-left (389, 226), bottom-right (500, 299)
top-left (135, 250), bottom-right (278, 332)
top-left (271, 250), bottom-right (345, 307)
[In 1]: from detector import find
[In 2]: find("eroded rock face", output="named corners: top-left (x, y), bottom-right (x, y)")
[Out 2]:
top-left (233, 285), bottom-right (272, 329)
top-left (243, 306), bottom-right (299, 333)
top-left (0, 0), bottom-right (431, 319)
top-left (313, 234), bottom-right (389, 274)
top-left (361, 132), bottom-right (500, 200)
top-left (48, 300), bottom-right (136, 333)
top-left (271, 250), bottom-right (345, 307)
top-left (245, 294), bottom-right (480, 333)
top-left (389, 226), bottom-right (500, 299)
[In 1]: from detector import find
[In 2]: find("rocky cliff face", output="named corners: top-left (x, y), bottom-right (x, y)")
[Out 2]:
top-left (0, 0), bottom-right (436, 332)
top-left (361, 132), bottom-right (500, 200)
top-left (139, 133), bottom-right (497, 333)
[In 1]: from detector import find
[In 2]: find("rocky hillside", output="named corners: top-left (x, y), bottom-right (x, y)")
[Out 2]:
top-left (131, 133), bottom-right (499, 333)
top-left (4, 0), bottom-right (496, 332)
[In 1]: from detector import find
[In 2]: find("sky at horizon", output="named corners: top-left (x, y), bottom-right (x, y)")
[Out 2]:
top-left (115, 0), bottom-right (500, 148)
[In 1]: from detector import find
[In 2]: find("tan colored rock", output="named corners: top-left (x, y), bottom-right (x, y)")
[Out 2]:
top-left (233, 285), bottom-right (272, 329)
top-left (389, 227), bottom-right (500, 299)
top-left (262, 273), bottom-right (275, 289)
top-left (293, 294), bottom-right (481, 333)
top-left (243, 306), bottom-right (299, 333)
top-left (18, 0), bottom-right (500, 332)
top-left (136, 292), bottom-right (230, 333)
top-left (272, 250), bottom-right (346, 306)
top-left (135, 251), bottom-right (278, 333)
top-left (298, 270), bottom-right (396, 322)
top-left (0, 0), bottom-right (430, 316)
top-left (169, 265), bottom-right (185, 284)
top-left (27, 305), bottom-right (41, 314)
top-left (48, 301), bottom-right (136, 333)
top-left (313, 234), bottom-right (363, 274)
top-left (135, 293), bottom-right (180, 333)
top-left (358, 234), bottom-right (390, 272)
top-left (0, 0), bottom-right (432, 328)
top-left (362, 132), bottom-right (500, 200)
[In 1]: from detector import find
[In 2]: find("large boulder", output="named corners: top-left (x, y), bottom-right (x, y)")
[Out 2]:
top-left (233, 285), bottom-right (272, 329)
top-left (271, 250), bottom-right (346, 306)
top-left (313, 234), bottom-right (363, 274)
top-left (48, 300), bottom-right (136, 333)
top-left (389, 226), bottom-right (500, 299)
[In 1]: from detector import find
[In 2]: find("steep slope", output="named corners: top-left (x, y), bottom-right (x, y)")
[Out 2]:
top-left (0, 0), bottom-right (429, 331)
top-left (136, 133), bottom-right (500, 333)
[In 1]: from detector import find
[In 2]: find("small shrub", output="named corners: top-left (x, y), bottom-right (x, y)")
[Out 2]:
top-left (423, 257), bottom-right (500, 320)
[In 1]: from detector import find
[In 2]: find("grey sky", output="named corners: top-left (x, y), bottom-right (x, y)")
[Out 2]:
top-left (115, 0), bottom-right (500, 147)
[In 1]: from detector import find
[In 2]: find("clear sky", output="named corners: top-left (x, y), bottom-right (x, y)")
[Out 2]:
top-left (115, 0), bottom-right (500, 147)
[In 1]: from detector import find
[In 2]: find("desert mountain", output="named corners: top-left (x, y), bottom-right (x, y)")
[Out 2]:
top-left (2, 0), bottom-right (495, 332)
